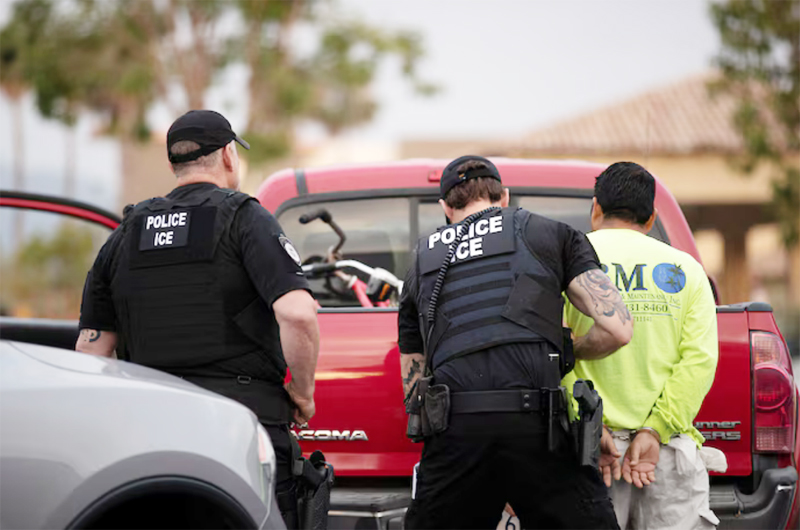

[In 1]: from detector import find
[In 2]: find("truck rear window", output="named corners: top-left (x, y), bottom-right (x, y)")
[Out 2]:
top-left (280, 198), bottom-right (412, 307)
top-left (278, 194), bottom-right (668, 307)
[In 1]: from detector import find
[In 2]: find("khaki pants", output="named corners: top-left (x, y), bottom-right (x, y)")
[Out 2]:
top-left (609, 432), bottom-right (720, 530)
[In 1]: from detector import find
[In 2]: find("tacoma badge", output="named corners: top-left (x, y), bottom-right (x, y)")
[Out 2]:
top-left (291, 429), bottom-right (369, 441)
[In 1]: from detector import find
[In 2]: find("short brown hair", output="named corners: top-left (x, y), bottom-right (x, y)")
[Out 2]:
top-left (169, 140), bottom-right (222, 178)
top-left (443, 160), bottom-right (503, 209)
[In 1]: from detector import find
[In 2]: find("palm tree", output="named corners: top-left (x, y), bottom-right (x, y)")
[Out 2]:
top-left (0, 0), bottom-right (53, 248)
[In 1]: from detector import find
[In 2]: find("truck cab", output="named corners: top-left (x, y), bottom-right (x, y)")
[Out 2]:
top-left (257, 158), bottom-right (800, 529)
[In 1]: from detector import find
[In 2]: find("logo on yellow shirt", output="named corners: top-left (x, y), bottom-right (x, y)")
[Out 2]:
top-left (653, 263), bottom-right (686, 294)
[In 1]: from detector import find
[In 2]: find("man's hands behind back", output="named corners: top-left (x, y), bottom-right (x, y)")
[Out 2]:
top-left (599, 427), bottom-right (622, 487)
top-left (622, 429), bottom-right (660, 488)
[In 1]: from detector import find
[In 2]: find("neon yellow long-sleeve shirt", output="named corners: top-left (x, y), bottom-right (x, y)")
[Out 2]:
top-left (563, 229), bottom-right (718, 447)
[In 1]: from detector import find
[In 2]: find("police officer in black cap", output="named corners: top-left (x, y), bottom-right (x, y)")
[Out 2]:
top-left (399, 155), bottom-right (633, 529)
top-left (77, 110), bottom-right (319, 527)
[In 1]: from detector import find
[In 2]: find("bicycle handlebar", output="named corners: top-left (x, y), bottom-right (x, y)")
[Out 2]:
top-left (299, 209), bottom-right (332, 225)
top-left (302, 259), bottom-right (404, 293)
top-left (298, 208), bottom-right (346, 256)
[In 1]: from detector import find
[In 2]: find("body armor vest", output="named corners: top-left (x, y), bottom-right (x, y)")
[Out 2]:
top-left (111, 186), bottom-right (278, 370)
top-left (415, 208), bottom-right (565, 370)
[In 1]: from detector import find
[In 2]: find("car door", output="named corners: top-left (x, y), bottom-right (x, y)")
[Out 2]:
top-left (0, 191), bottom-right (120, 350)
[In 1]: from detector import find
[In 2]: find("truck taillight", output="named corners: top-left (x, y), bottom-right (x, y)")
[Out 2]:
top-left (752, 331), bottom-right (796, 453)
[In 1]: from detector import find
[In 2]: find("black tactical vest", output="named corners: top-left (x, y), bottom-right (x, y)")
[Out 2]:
top-left (111, 186), bottom-right (280, 370)
top-left (415, 208), bottom-right (565, 370)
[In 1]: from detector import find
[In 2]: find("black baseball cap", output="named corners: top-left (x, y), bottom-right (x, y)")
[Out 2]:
top-left (167, 110), bottom-right (250, 164)
top-left (440, 155), bottom-right (502, 199)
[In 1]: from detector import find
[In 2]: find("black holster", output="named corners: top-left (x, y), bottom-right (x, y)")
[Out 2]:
top-left (405, 377), bottom-right (451, 442)
top-left (293, 450), bottom-right (335, 530)
top-left (571, 379), bottom-right (603, 468)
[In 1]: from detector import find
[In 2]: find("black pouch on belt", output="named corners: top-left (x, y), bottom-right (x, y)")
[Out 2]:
top-left (424, 384), bottom-right (451, 434)
top-left (406, 376), bottom-right (433, 442)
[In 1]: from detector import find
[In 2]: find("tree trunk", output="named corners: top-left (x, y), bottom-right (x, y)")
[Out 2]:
top-left (11, 95), bottom-right (25, 250)
top-left (64, 125), bottom-right (77, 198)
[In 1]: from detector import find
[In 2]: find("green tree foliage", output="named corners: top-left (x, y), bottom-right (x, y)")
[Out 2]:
top-left (1, 0), bottom-right (436, 162)
top-left (1, 222), bottom-right (96, 319)
top-left (1, 0), bottom-right (158, 136)
top-left (0, 0), bottom-right (51, 100)
top-left (710, 0), bottom-right (800, 247)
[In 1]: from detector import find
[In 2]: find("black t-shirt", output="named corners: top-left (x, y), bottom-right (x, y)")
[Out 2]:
top-left (398, 209), bottom-right (600, 392)
top-left (79, 182), bottom-right (310, 382)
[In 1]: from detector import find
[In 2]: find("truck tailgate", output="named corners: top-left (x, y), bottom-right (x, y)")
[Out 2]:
top-left (295, 310), bottom-right (420, 476)
top-left (303, 310), bottom-right (758, 477)
top-left (695, 310), bottom-right (752, 476)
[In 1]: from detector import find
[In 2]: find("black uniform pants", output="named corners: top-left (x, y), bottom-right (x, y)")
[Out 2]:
top-left (405, 412), bottom-right (619, 530)
top-left (264, 424), bottom-right (300, 529)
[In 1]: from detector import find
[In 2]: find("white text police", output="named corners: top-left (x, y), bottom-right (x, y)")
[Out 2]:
top-left (146, 212), bottom-right (188, 247)
top-left (428, 215), bottom-right (503, 262)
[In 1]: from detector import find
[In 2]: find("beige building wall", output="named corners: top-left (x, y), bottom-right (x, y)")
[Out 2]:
top-left (400, 139), bottom-right (505, 160)
top-left (119, 140), bottom-right (175, 211)
top-left (483, 152), bottom-right (774, 205)
top-left (119, 139), bottom-right (262, 208)
top-left (584, 154), bottom-right (774, 205)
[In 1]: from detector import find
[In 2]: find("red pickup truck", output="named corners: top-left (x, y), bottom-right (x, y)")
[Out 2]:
top-left (1, 157), bottom-right (798, 529)
top-left (254, 158), bottom-right (800, 529)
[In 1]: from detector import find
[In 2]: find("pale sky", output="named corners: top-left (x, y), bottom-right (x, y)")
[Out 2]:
top-left (0, 0), bottom-right (721, 208)
top-left (339, 0), bottom-right (719, 141)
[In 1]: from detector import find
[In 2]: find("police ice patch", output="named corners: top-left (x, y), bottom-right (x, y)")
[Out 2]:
top-left (419, 212), bottom-right (515, 274)
top-left (279, 235), bottom-right (302, 265)
top-left (139, 209), bottom-right (191, 250)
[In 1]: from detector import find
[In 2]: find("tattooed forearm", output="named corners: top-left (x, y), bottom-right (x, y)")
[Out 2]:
top-left (576, 269), bottom-right (631, 323)
top-left (568, 269), bottom-right (634, 360)
top-left (77, 329), bottom-right (99, 345)
top-left (75, 328), bottom-right (118, 357)
top-left (403, 359), bottom-right (421, 386)
top-left (400, 354), bottom-right (426, 397)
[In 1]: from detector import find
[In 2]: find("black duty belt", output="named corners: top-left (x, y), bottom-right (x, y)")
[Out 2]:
top-left (180, 374), bottom-right (294, 425)
top-left (450, 388), bottom-right (566, 415)
top-left (180, 374), bottom-right (265, 384)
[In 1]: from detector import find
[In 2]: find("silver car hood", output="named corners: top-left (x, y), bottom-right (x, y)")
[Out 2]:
top-left (2, 340), bottom-right (224, 398)
top-left (0, 340), bottom-right (274, 530)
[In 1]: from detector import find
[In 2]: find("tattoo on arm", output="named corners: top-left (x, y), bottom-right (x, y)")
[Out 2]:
top-left (403, 359), bottom-right (421, 386)
top-left (76, 328), bottom-right (117, 357)
top-left (577, 270), bottom-right (631, 323)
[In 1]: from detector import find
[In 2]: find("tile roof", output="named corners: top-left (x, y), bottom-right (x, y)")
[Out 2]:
top-left (507, 72), bottom-right (777, 156)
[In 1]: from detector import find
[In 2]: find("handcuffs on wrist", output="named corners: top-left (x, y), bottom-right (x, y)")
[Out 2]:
top-left (602, 425), bottom-right (662, 444)
top-left (635, 426), bottom-right (662, 444)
